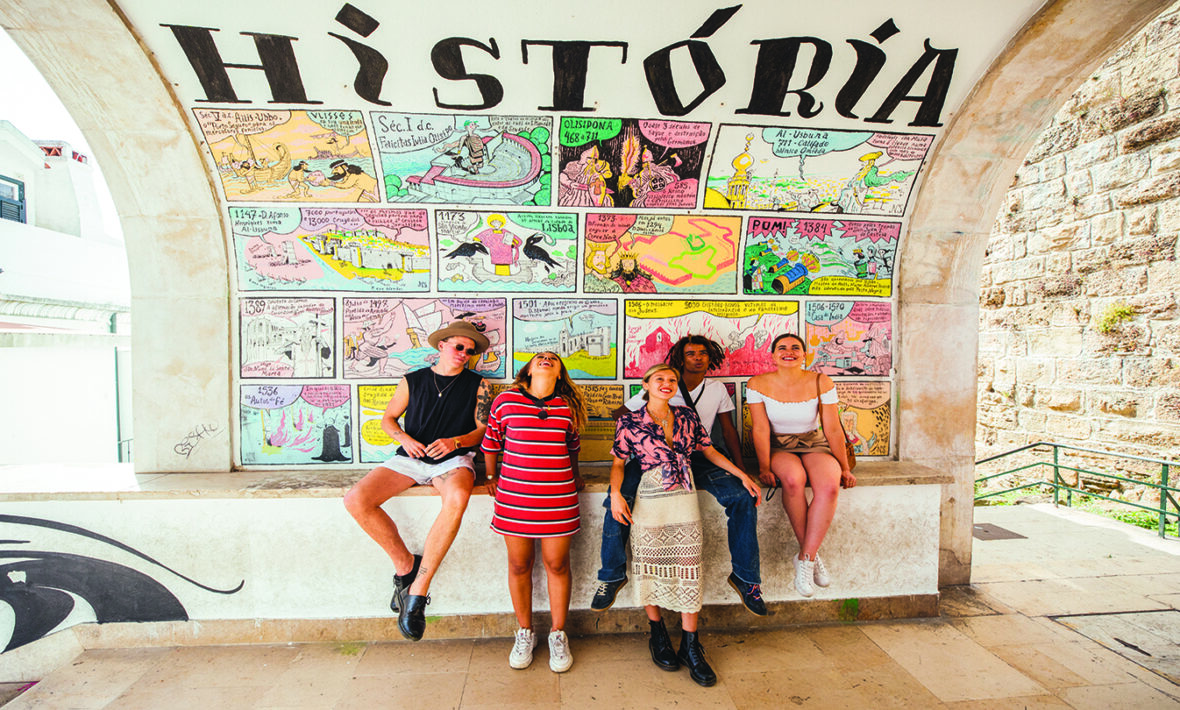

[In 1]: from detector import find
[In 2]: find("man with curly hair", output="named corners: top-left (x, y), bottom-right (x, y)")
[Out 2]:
top-left (592, 335), bottom-right (766, 616)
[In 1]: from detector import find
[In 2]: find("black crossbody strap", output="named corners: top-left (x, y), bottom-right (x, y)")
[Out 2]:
top-left (678, 378), bottom-right (702, 418)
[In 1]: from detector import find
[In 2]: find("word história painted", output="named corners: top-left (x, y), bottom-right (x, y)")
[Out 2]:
top-left (162, 10), bottom-right (960, 127)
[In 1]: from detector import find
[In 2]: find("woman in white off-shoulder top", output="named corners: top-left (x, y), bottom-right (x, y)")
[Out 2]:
top-left (746, 333), bottom-right (855, 598)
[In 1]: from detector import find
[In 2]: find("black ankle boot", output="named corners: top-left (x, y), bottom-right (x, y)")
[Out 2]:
top-left (648, 619), bottom-right (680, 671)
top-left (678, 630), bottom-right (717, 687)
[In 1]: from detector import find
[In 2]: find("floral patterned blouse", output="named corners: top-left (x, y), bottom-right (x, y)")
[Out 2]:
top-left (612, 405), bottom-right (711, 492)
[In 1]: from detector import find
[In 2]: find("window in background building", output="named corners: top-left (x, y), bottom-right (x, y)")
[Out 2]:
top-left (0, 174), bottom-right (25, 223)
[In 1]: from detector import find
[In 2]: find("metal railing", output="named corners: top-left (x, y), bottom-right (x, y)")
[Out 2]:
top-left (117, 438), bottom-right (133, 463)
top-left (975, 441), bottom-right (1179, 538)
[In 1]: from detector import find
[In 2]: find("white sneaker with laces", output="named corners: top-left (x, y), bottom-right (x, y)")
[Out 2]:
top-left (548, 629), bottom-right (573, 673)
top-left (793, 555), bottom-right (816, 597)
top-left (813, 553), bottom-right (831, 588)
top-left (509, 627), bottom-right (537, 669)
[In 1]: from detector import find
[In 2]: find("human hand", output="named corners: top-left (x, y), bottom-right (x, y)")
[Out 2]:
top-left (424, 437), bottom-right (457, 460)
top-left (740, 475), bottom-right (762, 506)
top-left (758, 470), bottom-right (778, 488)
top-left (841, 469), bottom-right (857, 489)
top-left (399, 435), bottom-right (427, 458)
top-left (574, 474), bottom-right (586, 492)
top-left (610, 491), bottom-right (633, 525)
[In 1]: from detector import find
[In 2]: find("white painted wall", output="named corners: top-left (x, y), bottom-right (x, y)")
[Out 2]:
top-left (0, 346), bottom-right (119, 464)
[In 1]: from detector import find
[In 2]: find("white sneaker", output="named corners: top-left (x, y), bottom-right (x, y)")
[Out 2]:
top-left (793, 555), bottom-right (816, 597)
top-left (548, 629), bottom-right (573, 673)
top-left (509, 628), bottom-right (536, 669)
top-left (813, 553), bottom-right (831, 588)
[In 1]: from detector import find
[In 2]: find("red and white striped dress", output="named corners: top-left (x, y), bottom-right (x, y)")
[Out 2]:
top-left (482, 388), bottom-right (581, 538)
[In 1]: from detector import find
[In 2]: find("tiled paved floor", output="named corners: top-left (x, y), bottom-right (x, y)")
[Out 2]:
top-left (3, 504), bottom-right (1178, 709)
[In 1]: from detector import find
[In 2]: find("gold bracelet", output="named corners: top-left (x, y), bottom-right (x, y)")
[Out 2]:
top-left (453, 436), bottom-right (462, 449)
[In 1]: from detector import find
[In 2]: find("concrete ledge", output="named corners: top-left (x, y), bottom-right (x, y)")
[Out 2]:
top-left (70, 594), bottom-right (938, 651)
top-left (0, 460), bottom-right (951, 502)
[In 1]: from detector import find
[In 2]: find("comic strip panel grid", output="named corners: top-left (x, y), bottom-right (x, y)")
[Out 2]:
top-left (223, 112), bottom-right (918, 465)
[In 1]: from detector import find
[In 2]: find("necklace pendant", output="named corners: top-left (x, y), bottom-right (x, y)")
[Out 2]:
top-left (438, 392), bottom-right (442, 398)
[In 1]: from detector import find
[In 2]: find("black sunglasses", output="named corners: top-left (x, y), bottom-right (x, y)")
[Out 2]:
top-left (449, 342), bottom-right (475, 353)
top-left (764, 479), bottom-right (780, 502)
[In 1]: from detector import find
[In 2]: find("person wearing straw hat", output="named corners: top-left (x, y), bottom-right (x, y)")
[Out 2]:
top-left (343, 319), bottom-right (492, 642)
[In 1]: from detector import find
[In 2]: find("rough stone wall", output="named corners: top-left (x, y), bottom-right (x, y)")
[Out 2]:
top-left (978, 2), bottom-right (1180, 485)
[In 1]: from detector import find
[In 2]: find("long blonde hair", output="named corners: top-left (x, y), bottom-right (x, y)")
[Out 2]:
top-left (514, 352), bottom-right (588, 432)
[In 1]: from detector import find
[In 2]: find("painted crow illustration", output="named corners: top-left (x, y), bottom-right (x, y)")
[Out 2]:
top-left (444, 242), bottom-right (489, 259)
top-left (523, 233), bottom-right (560, 271)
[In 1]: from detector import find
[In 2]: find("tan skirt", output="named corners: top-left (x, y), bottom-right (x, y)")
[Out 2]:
top-left (771, 429), bottom-right (833, 455)
top-left (630, 465), bottom-right (702, 613)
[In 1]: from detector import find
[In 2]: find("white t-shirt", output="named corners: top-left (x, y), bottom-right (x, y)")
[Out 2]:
top-left (624, 379), bottom-right (734, 433)
top-left (746, 387), bottom-right (838, 434)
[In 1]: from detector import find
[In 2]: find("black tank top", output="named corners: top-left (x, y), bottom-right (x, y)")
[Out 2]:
top-left (395, 366), bottom-right (483, 465)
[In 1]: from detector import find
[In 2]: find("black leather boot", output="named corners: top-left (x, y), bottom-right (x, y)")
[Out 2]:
top-left (398, 594), bottom-right (429, 641)
top-left (390, 554), bottom-right (422, 613)
top-left (648, 619), bottom-right (680, 671)
top-left (678, 630), bottom-right (717, 687)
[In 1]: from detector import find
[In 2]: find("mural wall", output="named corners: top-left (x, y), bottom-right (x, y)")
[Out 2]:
top-left (112, 0), bottom-right (1047, 465)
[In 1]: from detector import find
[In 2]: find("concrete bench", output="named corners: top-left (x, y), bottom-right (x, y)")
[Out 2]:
top-left (0, 461), bottom-right (949, 678)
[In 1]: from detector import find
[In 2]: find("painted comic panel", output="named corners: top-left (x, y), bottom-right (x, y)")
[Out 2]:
top-left (231, 206), bottom-right (430, 291)
top-left (624, 300), bottom-right (798, 378)
top-left (705, 125), bottom-right (932, 216)
top-left (240, 384), bottom-right (352, 465)
top-left (836, 381), bottom-right (891, 457)
top-left (373, 113), bottom-right (553, 206)
top-left (512, 299), bottom-right (617, 380)
top-left (742, 216), bottom-right (898, 297)
top-left (358, 384), bottom-right (399, 464)
top-left (580, 384), bottom-right (626, 462)
top-left (435, 210), bottom-right (576, 292)
top-left (804, 301), bottom-right (892, 376)
top-left (557, 118), bottom-right (709, 210)
top-left (239, 297), bottom-right (334, 378)
top-left (343, 298), bottom-right (507, 379)
top-left (583, 213), bottom-right (739, 295)
top-left (194, 109), bottom-right (378, 202)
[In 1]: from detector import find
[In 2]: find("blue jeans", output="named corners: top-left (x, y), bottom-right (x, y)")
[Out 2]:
top-left (597, 451), bottom-right (761, 585)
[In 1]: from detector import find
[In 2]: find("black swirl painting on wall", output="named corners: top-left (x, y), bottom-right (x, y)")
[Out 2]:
top-left (0, 515), bottom-right (244, 652)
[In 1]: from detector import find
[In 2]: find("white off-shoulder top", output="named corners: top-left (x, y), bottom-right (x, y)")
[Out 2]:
top-left (746, 386), bottom-right (838, 434)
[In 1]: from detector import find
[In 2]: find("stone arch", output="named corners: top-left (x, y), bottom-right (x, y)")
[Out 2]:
top-left (1, 0), bottom-right (1172, 584)
top-left (2, 1), bottom-right (230, 471)
top-left (901, 0), bottom-right (1172, 582)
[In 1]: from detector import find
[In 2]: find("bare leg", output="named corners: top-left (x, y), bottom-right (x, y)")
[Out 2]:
top-left (681, 610), bottom-right (699, 633)
top-left (409, 468), bottom-right (475, 595)
top-left (644, 605), bottom-right (662, 622)
top-left (342, 466), bottom-right (418, 574)
top-left (798, 452), bottom-right (842, 559)
top-left (540, 536), bottom-right (572, 631)
top-left (503, 535), bottom-right (536, 630)
top-left (770, 451), bottom-right (809, 552)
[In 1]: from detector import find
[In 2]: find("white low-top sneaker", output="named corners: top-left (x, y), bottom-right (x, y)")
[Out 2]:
top-left (793, 555), bottom-right (816, 597)
top-left (548, 629), bottom-right (573, 673)
top-left (813, 553), bottom-right (831, 588)
top-left (509, 627), bottom-right (537, 669)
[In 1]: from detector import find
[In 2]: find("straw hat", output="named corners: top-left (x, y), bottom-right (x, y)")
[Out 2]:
top-left (427, 320), bottom-right (490, 354)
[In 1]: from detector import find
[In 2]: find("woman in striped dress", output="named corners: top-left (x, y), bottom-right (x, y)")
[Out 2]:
top-left (482, 352), bottom-right (587, 673)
